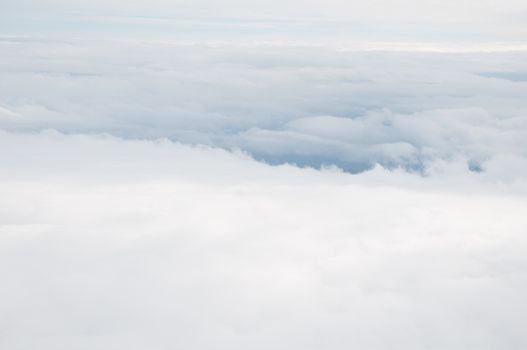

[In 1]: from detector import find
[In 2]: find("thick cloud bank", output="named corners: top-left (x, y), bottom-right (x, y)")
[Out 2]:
top-left (1, 131), bottom-right (527, 349)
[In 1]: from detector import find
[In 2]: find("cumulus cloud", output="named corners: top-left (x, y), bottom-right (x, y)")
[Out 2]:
top-left (0, 131), bottom-right (527, 350)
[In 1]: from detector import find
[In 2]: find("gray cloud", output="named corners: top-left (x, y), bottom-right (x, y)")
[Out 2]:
top-left (1, 39), bottom-right (527, 172)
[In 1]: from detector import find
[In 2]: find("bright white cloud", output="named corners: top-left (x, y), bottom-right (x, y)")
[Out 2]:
top-left (0, 131), bottom-right (526, 349)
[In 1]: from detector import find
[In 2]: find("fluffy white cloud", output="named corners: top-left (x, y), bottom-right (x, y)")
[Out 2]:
top-left (0, 131), bottom-right (526, 349)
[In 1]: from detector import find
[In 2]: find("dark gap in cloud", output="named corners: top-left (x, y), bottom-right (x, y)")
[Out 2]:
top-left (468, 160), bottom-right (484, 173)
top-left (250, 153), bottom-right (372, 173)
top-left (249, 152), bottom-right (428, 174)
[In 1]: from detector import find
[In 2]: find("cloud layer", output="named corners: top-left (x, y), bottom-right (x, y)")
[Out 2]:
top-left (1, 131), bottom-right (527, 349)
top-left (2, 0), bottom-right (527, 43)
top-left (2, 1), bottom-right (527, 347)
top-left (1, 38), bottom-right (527, 172)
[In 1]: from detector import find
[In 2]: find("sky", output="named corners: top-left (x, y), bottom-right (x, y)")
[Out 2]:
top-left (2, 0), bottom-right (527, 42)
top-left (1, 1), bottom-right (527, 349)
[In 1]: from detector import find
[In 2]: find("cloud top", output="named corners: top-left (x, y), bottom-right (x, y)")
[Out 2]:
top-left (1, 131), bottom-right (526, 349)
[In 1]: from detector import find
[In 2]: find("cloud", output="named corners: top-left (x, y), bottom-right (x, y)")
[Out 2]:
top-left (1, 39), bottom-right (526, 172)
top-left (480, 72), bottom-right (527, 82)
top-left (0, 105), bottom-right (18, 120)
top-left (236, 108), bottom-right (527, 172)
top-left (5, 0), bottom-right (527, 49)
top-left (0, 131), bottom-right (526, 349)
top-left (3, 0), bottom-right (527, 30)
top-left (1, 2), bottom-right (527, 348)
